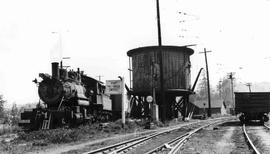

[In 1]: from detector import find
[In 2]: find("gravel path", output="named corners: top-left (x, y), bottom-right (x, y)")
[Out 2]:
top-left (127, 128), bottom-right (189, 154)
top-left (126, 119), bottom-right (234, 154)
top-left (247, 125), bottom-right (270, 153)
top-left (180, 121), bottom-right (253, 154)
top-left (215, 127), bottom-right (235, 153)
top-left (255, 127), bottom-right (270, 153)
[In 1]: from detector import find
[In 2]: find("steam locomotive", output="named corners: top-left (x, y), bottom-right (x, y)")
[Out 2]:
top-left (19, 62), bottom-right (116, 130)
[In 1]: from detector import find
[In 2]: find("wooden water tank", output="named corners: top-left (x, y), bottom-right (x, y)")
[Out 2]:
top-left (127, 46), bottom-right (194, 95)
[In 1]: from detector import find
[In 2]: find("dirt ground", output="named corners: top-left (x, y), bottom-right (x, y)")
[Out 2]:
top-left (0, 118), bottom-right (201, 154)
top-left (0, 124), bottom-right (155, 154)
top-left (246, 125), bottom-right (270, 153)
top-left (180, 121), bottom-right (253, 154)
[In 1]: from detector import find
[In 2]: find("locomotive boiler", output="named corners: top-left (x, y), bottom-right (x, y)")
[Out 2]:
top-left (38, 62), bottom-right (89, 108)
top-left (19, 62), bottom-right (115, 130)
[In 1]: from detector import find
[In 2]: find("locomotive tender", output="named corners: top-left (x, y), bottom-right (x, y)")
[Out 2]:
top-left (19, 62), bottom-right (116, 130)
top-left (235, 92), bottom-right (270, 123)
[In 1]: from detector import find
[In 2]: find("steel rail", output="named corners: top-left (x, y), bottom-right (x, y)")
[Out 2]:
top-left (242, 124), bottom-right (261, 154)
top-left (168, 126), bottom-right (207, 154)
top-left (83, 117), bottom-right (231, 154)
top-left (147, 120), bottom-right (229, 154)
top-left (83, 121), bottom-right (199, 154)
top-left (168, 121), bottom-right (226, 154)
top-left (82, 133), bottom-right (158, 154)
top-left (145, 133), bottom-right (189, 154)
top-left (107, 131), bottom-right (170, 154)
top-left (264, 124), bottom-right (270, 129)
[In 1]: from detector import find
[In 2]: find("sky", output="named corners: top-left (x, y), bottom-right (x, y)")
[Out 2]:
top-left (1, 0), bottom-right (270, 107)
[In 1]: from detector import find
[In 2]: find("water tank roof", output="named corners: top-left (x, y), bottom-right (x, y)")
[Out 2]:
top-left (127, 45), bottom-right (194, 56)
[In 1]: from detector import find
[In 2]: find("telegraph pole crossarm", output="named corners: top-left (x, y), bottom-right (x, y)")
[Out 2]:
top-left (245, 82), bottom-right (252, 92)
top-left (199, 48), bottom-right (212, 117)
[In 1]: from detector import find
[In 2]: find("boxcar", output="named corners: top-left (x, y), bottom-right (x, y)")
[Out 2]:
top-left (235, 92), bottom-right (270, 123)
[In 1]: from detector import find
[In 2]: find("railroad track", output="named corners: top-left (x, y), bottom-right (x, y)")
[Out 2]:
top-left (146, 120), bottom-right (227, 154)
top-left (83, 117), bottom-right (231, 154)
top-left (242, 124), bottom-right (261, 154)
top-left (242, 123), bottom-right (270, 154)
top-left (82, 122), bottom-right (197, 154)
top-left (264, 124), bottom-right (270, 130)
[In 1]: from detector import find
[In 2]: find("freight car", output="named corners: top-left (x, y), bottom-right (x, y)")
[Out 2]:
top-left (235, 92), bottom-right (270, 123)
top-left (19, 62), bottom-right (118, 130)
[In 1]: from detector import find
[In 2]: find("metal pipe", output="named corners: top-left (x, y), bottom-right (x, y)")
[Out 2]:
top-left (191, 68), bottom-right (204, 91)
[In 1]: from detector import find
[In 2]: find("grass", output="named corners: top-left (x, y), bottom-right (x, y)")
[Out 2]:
top-left (6, 115), bottom-right (229, 145)
top-left (14, 119), bottom-right (148, 145)
top-left (17, 125), bottom-right (96, 144)
top-left (0, 117), bottom-right (189, 153)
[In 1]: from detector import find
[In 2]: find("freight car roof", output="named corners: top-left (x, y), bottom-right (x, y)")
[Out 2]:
top-left (235, 92), bottom-right (270, 94)
top-left (127, 45), bottom-right (194, 56)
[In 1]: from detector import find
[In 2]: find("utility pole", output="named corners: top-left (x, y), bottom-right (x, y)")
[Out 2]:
top-left (219, 80), bottom-right (222, 98)
top-left (156, 0), bottom-right (166, 122)
top-left (199, 48), bottom-right (212, 117)
top-left (128, 57), bottom-right (133, 90)
top-left (228, 72), bottom-right (235, 108)
top-left (96, 75), bottom-right (103, 82)
top-left (245, 82), bottom-right (252, 92)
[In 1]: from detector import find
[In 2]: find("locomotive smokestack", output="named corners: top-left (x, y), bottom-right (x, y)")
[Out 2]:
top-left (52, 62), bottom-right (59, 79)
top-left (77, 68), bottom-right (81, 82)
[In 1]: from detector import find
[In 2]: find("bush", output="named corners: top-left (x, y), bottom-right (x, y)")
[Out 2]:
top-left (16, 118), bottom-right (153, 145)
top-left (48, 129), bottom-right (81, 143)
top-left (17, 127), bottom-right (82, 144)
top-left (2, 103), bottom-right (21, 126)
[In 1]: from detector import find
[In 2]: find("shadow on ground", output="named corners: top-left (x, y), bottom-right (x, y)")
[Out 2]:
top-left (219, 120), bottom-right (264, 127)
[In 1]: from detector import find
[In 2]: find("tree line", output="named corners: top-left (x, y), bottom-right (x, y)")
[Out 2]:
top-left (192, 71), bottom-right (234, 108)
top-left (0, 95), bottom-right (21, 125)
